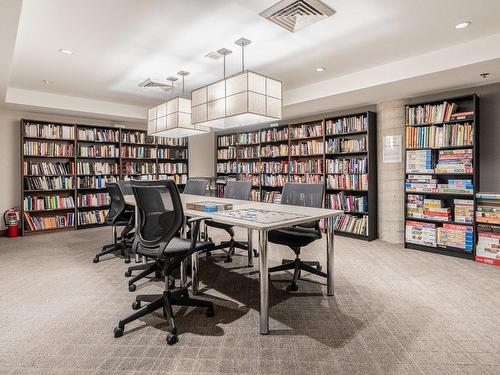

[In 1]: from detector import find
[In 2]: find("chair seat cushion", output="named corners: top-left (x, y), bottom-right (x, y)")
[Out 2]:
top-left (137, 236), bottom-right (214, 258)
top-left (205, 220), bottom-right (234, 237)
top-left (268, 226), bottom-right (321, 249)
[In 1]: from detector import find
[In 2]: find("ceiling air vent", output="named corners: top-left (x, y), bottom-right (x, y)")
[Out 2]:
top-left (138, 78), bottom-right (172, 90)
top-left (260, 0), bottom-right (335, 33)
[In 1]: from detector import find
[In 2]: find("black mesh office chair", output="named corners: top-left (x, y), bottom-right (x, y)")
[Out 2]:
top-left (183, 178), bottom-right (209, 196)
top-left (268, 183), bottom-right (326, 291)
top-left (205, 180), bottom-right (256, 264)
top-left (93, 182), bottom-right (134, 263)
top-left (114, 180), bottom-right (215, 345)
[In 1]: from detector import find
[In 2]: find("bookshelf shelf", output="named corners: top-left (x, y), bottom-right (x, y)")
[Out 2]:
top-left (404, 94), bottom-right (479, 259)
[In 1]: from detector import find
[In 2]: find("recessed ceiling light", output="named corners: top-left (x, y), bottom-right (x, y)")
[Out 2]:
top-left (316, 67), bottom-right (325, 72)
top-left (480, 73), bottom-right (490, 79)
top-left (455, 21), bottom-right (471, 29)
top-left (58, 48), bottom-right (73, 55)
top-left (42, 80), bottom-right (53, 84)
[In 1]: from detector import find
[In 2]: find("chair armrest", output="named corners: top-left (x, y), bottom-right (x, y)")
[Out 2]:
top-left (187, 217), bottom-right (212, 251)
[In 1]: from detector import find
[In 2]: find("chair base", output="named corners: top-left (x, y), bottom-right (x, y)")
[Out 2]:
top-left (209, 239), bottom-right (258, 265)
top-left (127, 262), bottom-right (162, 292)
top-left (269, 257), bottom-right (327, 291)
top-left (93, 243), bottom-right (130, 264)
top-left (114, 288), bottom-right (214, 345)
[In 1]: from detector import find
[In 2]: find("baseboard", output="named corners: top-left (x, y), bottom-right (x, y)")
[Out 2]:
top-left (0, 230), bottom-right (6, 237)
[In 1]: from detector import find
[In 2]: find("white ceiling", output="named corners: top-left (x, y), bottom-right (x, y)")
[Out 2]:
top-left (3, 0), bottom-right (500, 121)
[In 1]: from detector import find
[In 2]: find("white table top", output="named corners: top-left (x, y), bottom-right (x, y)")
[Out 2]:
top-left (124, 194), bottom-right (342, 231)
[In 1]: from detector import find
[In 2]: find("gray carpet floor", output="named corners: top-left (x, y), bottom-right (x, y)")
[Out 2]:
top-left (0, 226), bottom-right (499, 375)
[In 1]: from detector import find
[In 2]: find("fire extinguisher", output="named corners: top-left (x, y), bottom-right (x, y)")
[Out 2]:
top-left (3, 208), bottom-right (20, 238)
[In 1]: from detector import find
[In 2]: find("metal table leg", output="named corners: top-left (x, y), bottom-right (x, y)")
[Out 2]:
top-left (180, 260), bottom-right (187, 288)
top-left (247, 228), bottom-right (253, 267)
top-left (191, 252), bottom-right (199, 294)
top-left (326, 217), bottom-right (335, 296)
top-left (259, 230), bottom-right (269, 335)
top-left (133, 204), bottom-right (141, 263)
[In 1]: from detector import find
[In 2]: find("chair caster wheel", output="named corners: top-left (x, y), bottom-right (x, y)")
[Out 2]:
top-left (132, 301), bottom-right (141, 310)
top-left (288, 283), bottom-right (299, 292)
top-left (224, 257), bottom-right (233, 263)
top-left (124, 270), bottom-right (132, 277)
top-left (128, 284), bottom-right (136, 292)
top-left (166, 333), bottom-right (178, 345)
top-left (124, 258), bottom-right (131, 264)
top-left (114, 326), bottom-right (124, 338)
top-left (253, 249), bottom-right (259, 257)
top-left (206, 307), bottom-right (215, 317)
top-left (93, 257), bottom-right (99, 263)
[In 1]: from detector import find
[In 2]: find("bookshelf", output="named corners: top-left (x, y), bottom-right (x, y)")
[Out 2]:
top-left (325, 111), bottom-right (377, 240)
top-left (404, 94), bottom-right (479, 259)
top-left (216, 133), bottom-right (238, 198)
top-left (21, 120), bottom-right (189, 235)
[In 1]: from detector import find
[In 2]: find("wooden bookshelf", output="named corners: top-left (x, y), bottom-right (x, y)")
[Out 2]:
top-left (21, 120), bottom-right (189, 236)
top-left (403, 94), bottom-right (479, 259)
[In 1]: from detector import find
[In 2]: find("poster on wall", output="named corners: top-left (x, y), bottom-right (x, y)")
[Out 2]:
top-left (383, 135), bottom-right (402, 163)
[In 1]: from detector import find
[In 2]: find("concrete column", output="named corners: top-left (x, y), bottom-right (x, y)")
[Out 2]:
top-left (376, 99), bottom-right (407, 244)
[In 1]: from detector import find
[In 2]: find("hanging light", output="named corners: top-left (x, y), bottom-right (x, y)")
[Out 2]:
top-left (191, 38), bottom-right (283, 129)
top-left (147, 71), bottom-right (209, 138)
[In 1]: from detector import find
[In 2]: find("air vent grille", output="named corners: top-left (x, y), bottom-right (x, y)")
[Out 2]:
top-left (138, 78), bottom-right (172, 90)
top-left (260, 0), bottom-right (335, 33)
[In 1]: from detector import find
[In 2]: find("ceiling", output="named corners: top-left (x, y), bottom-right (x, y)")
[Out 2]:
top-left (3, 0), bottom-right (500, 121)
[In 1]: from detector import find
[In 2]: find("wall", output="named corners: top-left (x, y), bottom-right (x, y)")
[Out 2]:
top-left (0, 109), bottom-right (146, 230)
top-left (188, 130), bottom-right (215, 178)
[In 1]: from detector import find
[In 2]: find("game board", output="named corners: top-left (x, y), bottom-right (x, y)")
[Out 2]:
top-left (216, 208), bottom-right (306, 224)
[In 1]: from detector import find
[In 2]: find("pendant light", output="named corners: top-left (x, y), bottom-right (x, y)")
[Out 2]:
top-left (147, 71), bottom-right (209, 138)
top-left (191, 38), bottom-right (283, 129)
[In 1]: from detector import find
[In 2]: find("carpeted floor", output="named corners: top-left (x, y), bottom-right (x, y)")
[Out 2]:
top-left (0, 226), bottom-right (499, 374)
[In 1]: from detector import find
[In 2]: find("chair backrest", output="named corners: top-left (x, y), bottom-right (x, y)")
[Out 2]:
top-left (183, 179), bottom-right (209, 196)
top-left (106, 183), bottom-right (126, 223)
top-left (130, 180), bottom-right (184, 254)
top-left (224, 180), bottom-right (252, 200)
top-left (117, 180), bottom-right (133, 196)
top-left (281, 183), bottom-right (324, 208)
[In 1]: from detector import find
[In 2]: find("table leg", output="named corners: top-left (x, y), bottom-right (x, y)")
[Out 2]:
top-left (133, 204), bottom-right (141, 263)
top-left (191, 252), bottom-right (199, 294)
top-left (247, 228), bottom-right (253, 267)
top-left (259, 230), bottom-right (269, 335)
top-left (326, 217), bottom-right (335, 296)
top-left (180, 260), bottom-right (187, 288)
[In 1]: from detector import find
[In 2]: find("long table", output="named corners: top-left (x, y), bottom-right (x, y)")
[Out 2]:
top-left (124, 193), bottom-right (342, 335)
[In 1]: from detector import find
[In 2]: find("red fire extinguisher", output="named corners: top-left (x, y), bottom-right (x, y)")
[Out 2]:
top-left (3, 208), bottom-right (20, 238)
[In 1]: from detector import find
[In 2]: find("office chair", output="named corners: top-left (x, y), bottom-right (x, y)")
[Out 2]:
top-left (205, 180), bottom-right (256, 264)
top-left (268, 183), bottom-right (326, 291)
top-left (93, 182), bottom-right (135, 263)
top-left (183, 178), bottom-right (209, 196)
top-left (114, 180), bottom-right (215, 345)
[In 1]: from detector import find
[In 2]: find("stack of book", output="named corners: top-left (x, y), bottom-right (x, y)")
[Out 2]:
top-left (406, 195), bottom-right (450, 221)
top-left (454, 199), bottom-right (474, 223)
top-left (406, 150), bottom-right (433, 173)
top-left (435, 149), bottom-right (473, 174)
top-left (476, 230), bottom-right (500, 266)
top-left (437, 224), bottom-right (473, 251)
top-left (405, 175), bottom-right (437, 193)
top-left (405, 221), bottom-right (437, 247)
top-left (334, 214), bottom-right (368, 235)
top-left (438, 179), bottom-right (473, 194)
top-left (476, 193), bottom-right (500, 225)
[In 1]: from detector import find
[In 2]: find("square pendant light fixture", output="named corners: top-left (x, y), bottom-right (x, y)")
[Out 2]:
top-left (191, 38), bottom-right (283, 129)
top-left (147, 72), bottom-right (209, 138)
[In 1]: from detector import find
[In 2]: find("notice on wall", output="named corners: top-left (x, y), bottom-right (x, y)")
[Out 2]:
top-left (383, 135), bottom-right (402, 163)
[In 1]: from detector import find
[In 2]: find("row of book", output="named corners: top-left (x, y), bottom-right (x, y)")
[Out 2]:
top-left (290, 123), bottom-right (322, 139)
top-left (217, 147), bottom-right (237, 160)
top-left (24, 212), bottom-right (75, 231)
top-left (121, 146), bottom-right (157, 159)
top-left (77, 162), bottom-right (119, 175)
top-left (327, 192), bottom-right (367, 213)
top-left (406, 220), bottom-right (473, 250)
top-left (262, 174), bottom-right (287, 187)
top-left (217, 161), bottom-right (237, 174)
top-left (78, 193), bottom-right (110, 208)
top-left (239, 174), bottom-right (260, 186)
top-left (261, 128), bottom-right (288, 143)
top-left (435, 149), bottom-right (473, 174)
top-left (121, 132), bottom-right (155, 144)
top-left (326, 174), bottom-right (368, 190)
top-left (122, 162), bottom-right (157, 175)
top-left (325, 157), bottom-right (367, 174)
top-left (262, 191), bottom-right (281, 204)
top-left (325, 116), bottom-right (367, 135)
top-left (218, 134), bottom-right (237, 147)
top-left (326, 137), bottom-right (366, 154)
top-left (23, 161), bottom-right (74, 176)
top-left (238, 146), bottom-right (260, 159)
top-left (333, 214), bottom-right (368, 236)
top-left (405, 123), bottom-right (473, 149)
top-left (405, 175), bottom-right (473, 194)
top-left (24, 195), bottom-right (75, 211)
top-left (77, 176), bottom-right (118, 189)
top-left (406, 150), bottom-right (433, 173)
top-left (289, 174), bottom-right (323, 184)
top-left (406, 101), bottom-right (470, 125)
top-left (128, 175), bottom-right (156, 181)
top-left (77, 128), bottom-right (120, 142)
top-left (158, 148), bottom-right (187, 159)
top-left (476, 229), bottom-right (500, 266)
top-left (156, 137), bottom-right (187, 146)
top-left (24, 123), bottom-right (74, 139)
top-left (25, 176), bottom-right (74, 190)
top-left (476, 193), bottom-right (500, 225)
top-left (78, 209), bottom-right (108, 225)
top-left (158, 163), bottom-right (187, 174)
top-left (24, 141), bottom-right (74, 157)
top-left (158, 174), bottom-right (187, 184)
top-left (78, 145), bottom-right (119, 158)
top-left (237, 131), bottom-right (260, 145)
top-left (249, 190), bottom-right (261, 202)
top-left (290, 140), bottom-right (324, 156)
top-left (406, 195), bottom-right (474, 223)
top-left (260, 145), bottom-right (288, 157)
top-left (289, 160), bottom-right (323, 174)
top-left (261, 161), bottom-right (288, 174)
top-left (237, 162), bottom-right (259, 174)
